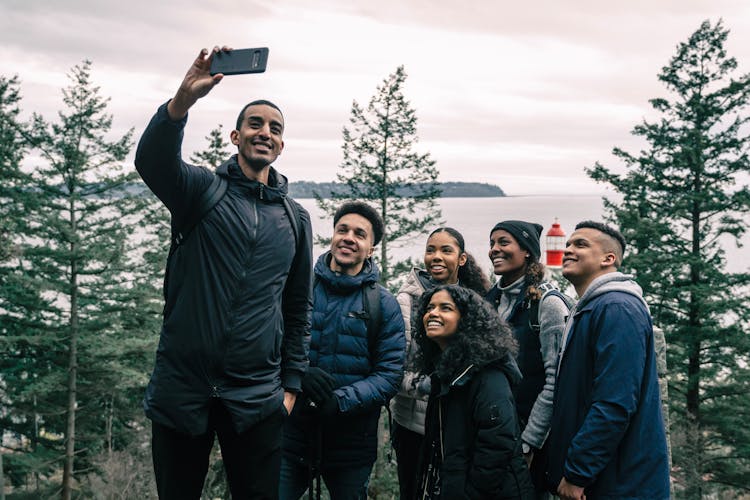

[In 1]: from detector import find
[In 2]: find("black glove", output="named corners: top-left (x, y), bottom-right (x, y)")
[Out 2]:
top-left (301, 367), bottom-right (336, 405)
top-left (318, 396), bottom-right (339, 416)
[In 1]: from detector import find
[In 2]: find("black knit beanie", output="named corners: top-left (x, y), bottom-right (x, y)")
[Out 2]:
top-left (489, 220), bottom-right (543, 260)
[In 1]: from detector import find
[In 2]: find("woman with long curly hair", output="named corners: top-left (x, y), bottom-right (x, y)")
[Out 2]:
top-left (485, 220), bottom-right (572, 496)
top-left (412, 284), bottom-right (534, 499)
top-left (390, 227), bottom-right (489, 500)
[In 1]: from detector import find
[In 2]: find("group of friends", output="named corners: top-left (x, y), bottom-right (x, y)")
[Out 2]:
top-left (135, 47), bottom-right (671, 499)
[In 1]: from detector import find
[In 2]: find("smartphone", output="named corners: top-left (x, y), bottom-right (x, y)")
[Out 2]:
top-left (210, 48), bottom-right (269, 76)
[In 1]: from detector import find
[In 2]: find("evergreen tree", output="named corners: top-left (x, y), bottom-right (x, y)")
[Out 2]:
top-left (0, 62), bottom-right (161, 498)
top-left (317, 66), bottom-right (442, 284)
top-left (190, 124), bottom-right (231, 169)
top-left (587, 20), bottom-right (750, 497)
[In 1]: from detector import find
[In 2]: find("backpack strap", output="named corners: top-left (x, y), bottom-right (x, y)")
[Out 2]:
top-left (163, 174), bottom-right (228, 302)
top-left (172, 174), bottom-right (228, 249)
top-left (281, 195), bottom-right (301, 249)
top-left (528, 282), bottom-right (574, 333)
top-left (362, 281), bottom-right (382, 360)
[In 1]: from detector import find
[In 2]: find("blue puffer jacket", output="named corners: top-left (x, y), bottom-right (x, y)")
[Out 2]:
top-left (546, 273), bottom-right (670, 498)
top-left (283, 252), bottom-right (405, 468)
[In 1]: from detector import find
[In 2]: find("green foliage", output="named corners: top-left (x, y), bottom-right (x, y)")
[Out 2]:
top-left (587, 19), bottom-right (750, 497)
top-left (316, 66), bottom-right (442, 284)
top-left (0, 62), bottom-right (162, 496)
top-left (190, 124), bottom-right (231, 169)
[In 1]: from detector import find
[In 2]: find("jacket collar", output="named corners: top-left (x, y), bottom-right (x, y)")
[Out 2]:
top-left (216, 154), bottom-right (289, 203)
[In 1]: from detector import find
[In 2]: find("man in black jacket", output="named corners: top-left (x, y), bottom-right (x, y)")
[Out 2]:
top-left (135, 46), bottom-right (313, 500)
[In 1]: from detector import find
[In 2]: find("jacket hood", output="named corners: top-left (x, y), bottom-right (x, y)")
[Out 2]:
top-left (436, 335), bottom-right (519, 389)
top-left (577, 271), bottom-right (649, 312)
top-left (314, 251), bottom-right (380, 293)
top-left (440, 353), bottom-right (522, 395)
top-left (216, 154), bottom-right (289, 202)
top-left (558, 271), bottom-right (650, 367)
top-left (398, 268), bottom-right (435, 301)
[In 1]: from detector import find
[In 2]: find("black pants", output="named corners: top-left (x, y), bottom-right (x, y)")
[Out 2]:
top-left (392, 422), bottom-right (424, 500)
top-left (151, 399), bottom-right (284, 500)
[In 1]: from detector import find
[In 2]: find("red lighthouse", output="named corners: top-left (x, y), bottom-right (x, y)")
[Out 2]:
top-left (545, 218), bottom-right (566, 268)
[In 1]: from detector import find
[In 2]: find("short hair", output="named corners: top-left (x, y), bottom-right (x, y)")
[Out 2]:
top-left (235, 100), bottom-right (284, 131)
top-left (333, 201), bottom-right (384, 246)
top-left (575, 220), bottom-right (626, 266)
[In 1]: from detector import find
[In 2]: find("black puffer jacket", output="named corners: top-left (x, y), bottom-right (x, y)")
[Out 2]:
top-left (135, 102), bottom-right (312, 436)
top-left (417, 354), bottom-right (534, 499)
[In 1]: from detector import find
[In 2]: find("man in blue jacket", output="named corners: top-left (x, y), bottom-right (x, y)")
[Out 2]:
top-left (280, 202), bottom-right (405, 500)
top-left (135, 47), bottom-right (312, 499)
top-left (547, 221), bottom-right (670, 499)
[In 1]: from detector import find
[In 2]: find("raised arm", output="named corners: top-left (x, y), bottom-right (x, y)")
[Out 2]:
top-left (167, 46), bottom-right (227, 120)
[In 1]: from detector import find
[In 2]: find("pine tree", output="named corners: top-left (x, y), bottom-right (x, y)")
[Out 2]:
top-left (0, 61), bottom-right (161, 498)
top-left (587, 20), bottom-right (750, 497)
top-left (317, 66), bottom-right (442, 284)
top-left (190, 124), bottom-right (231, 169)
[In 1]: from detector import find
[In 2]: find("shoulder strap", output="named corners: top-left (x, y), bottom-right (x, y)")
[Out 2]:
top-left (172, 174), bottom-right (228, 248)
top-left (281, 195), bottom-right (301, 249)
top-left (528, 283), bottom-right (574, 333)
top-left (164, 174), bottom-right (228, 302)
top-left (363, 282), bottom-right (382, 360)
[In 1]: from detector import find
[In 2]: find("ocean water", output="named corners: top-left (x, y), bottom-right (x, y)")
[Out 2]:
top-left (297, 195), bottom-right (750, 274)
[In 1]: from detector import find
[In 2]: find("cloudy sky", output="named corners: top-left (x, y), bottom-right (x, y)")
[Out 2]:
top-left (2, 0), bottom-right (749, 195)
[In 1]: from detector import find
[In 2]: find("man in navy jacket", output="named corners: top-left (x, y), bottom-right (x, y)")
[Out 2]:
top-left (135, 47), bottom-right (312, 499)
top-left (547, 221), bottom-right (670, 499)
top-left (280, 202), bottom-right (405, 500)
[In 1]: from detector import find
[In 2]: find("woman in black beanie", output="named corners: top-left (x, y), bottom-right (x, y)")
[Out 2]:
top-left (485, 220), bottom-right (572, 497)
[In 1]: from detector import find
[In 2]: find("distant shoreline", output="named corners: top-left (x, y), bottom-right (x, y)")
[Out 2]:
top-left (288, 180), bottom-right (505, 199)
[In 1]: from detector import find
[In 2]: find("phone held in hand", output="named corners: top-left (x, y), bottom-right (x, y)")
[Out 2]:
top-left (210, 48), bottom-right (269, 76)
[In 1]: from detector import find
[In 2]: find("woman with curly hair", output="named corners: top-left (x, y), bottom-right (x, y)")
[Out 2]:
top-left (412, 284), bottom-right (534, 499)
top-left (485, 220), bottom-right (572, 496)
top-left (390, 227), bottom-right (489, 500)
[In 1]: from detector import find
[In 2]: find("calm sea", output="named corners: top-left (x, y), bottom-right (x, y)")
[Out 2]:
top-left (297, 195), bottom-right (749, 274)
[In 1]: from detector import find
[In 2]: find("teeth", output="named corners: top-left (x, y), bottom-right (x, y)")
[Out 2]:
top-left (426, 320), bottom-right (442, 327)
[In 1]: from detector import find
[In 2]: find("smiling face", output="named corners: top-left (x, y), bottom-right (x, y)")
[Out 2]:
top-left (424, 231), bottom-right (467, 284)
top-left (562, 227), bottom-right (617, 294)
top-left (329, 213), bottom-right (374, 276)
top-left (230, 104), bottom-right (284, 173)
top-left (488, 229), bottom-right (529, 285)
top-left (423, 290), bottom-right (461, 350)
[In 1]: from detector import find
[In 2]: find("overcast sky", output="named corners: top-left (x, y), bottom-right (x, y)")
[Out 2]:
top-left (2, 0), bottom-right (749, 195)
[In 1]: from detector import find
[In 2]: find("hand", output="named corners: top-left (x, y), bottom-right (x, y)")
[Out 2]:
top-left (283, 391), bottom-right (296, 415)
top-left (416, 375), bottom-right (431, 396)
top-left (167, 46), bottom-right (230, 120)
top-left (523, 450), bottom-right (534, 468)
top-left (557, 477), bottom-right (586, 500)
top-left (301, 367), bottom-right (336, 405)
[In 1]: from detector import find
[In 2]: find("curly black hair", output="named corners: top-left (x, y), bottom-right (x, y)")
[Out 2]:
top-left (428, 227), bottom-right (490, 294)
top-left (411, 284), bottom-right (517, 382)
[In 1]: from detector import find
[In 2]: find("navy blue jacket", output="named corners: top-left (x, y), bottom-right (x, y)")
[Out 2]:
top-left (283, 253), bottom-right (405, 467)
top-left (135, 102), bottom-right (312, 436)
top-left (546, 273), bottom-right (670, 498)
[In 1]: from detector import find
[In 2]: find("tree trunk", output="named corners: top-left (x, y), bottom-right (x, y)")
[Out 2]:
top-left (106, 395), bottom-right (114, 457)
top-left (61, 202), bottom-right (79, 500)
top-left (684, 192), bottom-right (703, 499)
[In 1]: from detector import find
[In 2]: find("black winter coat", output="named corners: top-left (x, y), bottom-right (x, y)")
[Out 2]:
top-left (135, 103), bottom-right (312, 436)
top-left (416, 356), bottom-right (534, 499)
